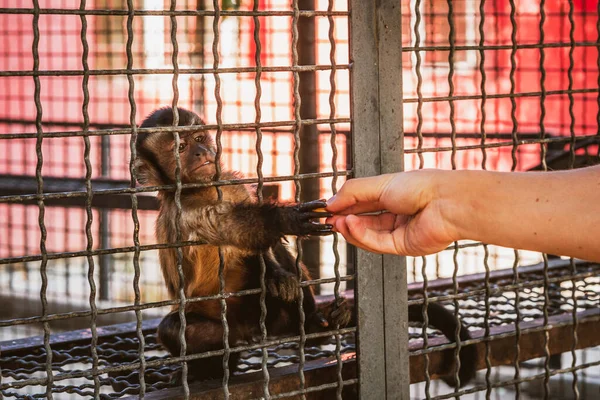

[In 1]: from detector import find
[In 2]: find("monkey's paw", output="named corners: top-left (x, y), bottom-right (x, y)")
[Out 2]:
top-left (320, 298), bottom-right (353, 328)
top-left (329, 299), bottom-right (353, 328)
top-left (305, 299), bottom-right (354, 335)
top-left (266, 270), bottom-right (299, 302)
top-left (278, 200), bottom-right (333, 237)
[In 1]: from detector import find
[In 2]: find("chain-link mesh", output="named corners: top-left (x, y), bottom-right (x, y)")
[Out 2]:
top-left (1, 1), bottom-right (600, 399)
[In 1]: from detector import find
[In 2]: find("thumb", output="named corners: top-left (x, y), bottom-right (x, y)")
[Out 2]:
top-left (345, 215), bottom-right (401, 255)
top-left (327, 175), bottom-right (395, 214)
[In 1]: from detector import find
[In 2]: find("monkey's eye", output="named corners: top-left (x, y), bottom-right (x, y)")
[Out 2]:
top-left (178, 143), bottom-right (186, 152)
top-left (194, 135), bottom-right (206, 143)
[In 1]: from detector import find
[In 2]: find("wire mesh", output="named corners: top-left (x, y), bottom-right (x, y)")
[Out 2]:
top-left (401, 0), bottom-right (600, 399)
top-left (1, 0), bottom-right (354, 398)
top-left (1, 0), bottom-right (600, 399)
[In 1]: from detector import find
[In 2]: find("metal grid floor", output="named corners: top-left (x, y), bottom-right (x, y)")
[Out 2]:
top-left (1, 260), bottom-right (598, 399)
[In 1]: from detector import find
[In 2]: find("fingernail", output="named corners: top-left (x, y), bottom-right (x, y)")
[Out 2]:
top-left (326, 195), bottom-right (336, 206)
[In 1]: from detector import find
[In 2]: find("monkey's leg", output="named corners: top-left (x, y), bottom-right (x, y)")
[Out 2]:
top-left (157, 311), bottom-right (241, 382)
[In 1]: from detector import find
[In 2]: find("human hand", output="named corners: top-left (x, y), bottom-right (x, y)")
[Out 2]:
top-left (325, 170), bottom-right (460, 256)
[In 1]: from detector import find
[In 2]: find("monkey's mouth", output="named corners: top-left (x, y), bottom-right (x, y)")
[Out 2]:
top-left (192, 161), bottom-right (215, 173)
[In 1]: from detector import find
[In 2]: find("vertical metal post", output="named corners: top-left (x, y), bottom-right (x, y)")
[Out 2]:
top-left (192, 0), bottom-right (206, 115)
top-left (379, 2), bottom-right (408, 398)
top-left (97, 1), bottom-right (115, 301)
top-left (98, 134), bottom-right (111, 301)
top-left (297, 0), bottom-right (322, 287)
top-left (349, 1), bottom-right (407, 399)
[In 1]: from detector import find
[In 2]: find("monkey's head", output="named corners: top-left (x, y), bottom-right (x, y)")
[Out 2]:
top-left (135, 107), bottom-right (218, 186)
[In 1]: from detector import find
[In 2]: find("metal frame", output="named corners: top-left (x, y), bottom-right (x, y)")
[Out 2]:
top-left (349, 1), bottom-right (408, 399)
top-left (1, 1), bottom-right (600, 399)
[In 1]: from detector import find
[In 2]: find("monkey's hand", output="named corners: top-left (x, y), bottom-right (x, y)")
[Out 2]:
top-left (266, 268), bottom-right (299, 303)
top-left (305, 298), bottom-right (353, 335)
top-left (319, 298), bottom-right (353, 328)
top-left (276, 200), bottom-right (333, 237)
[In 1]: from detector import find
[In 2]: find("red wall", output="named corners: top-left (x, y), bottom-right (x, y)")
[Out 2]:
top-left (0, 0), bottom-right (598, 257)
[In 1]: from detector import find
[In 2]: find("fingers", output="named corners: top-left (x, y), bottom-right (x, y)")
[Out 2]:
top-left (326, 175), bottom-right (395, 214)
top-left (327, 170), bottom-right (436, 217)
top-left (328, 216), bottom-right (376, 252)
top-left (329, 214), bottom-right (403, 255)
top-left (327, 212), bottom-right (399, 232)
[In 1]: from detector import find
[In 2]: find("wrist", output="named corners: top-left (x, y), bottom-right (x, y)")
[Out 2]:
top-left (432, 169), bottom-right (483, 243)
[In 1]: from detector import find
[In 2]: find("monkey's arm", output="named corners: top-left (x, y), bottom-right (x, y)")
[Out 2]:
top-left (181, 199), bottom-right (332, 250)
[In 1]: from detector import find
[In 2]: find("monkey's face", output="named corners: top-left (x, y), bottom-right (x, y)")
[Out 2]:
top-left (175, 131), bottom-right (218, 182)
top-left (135, 131), bottom-right (219, 185)
top-left (136, 107), bottom-right (219, 186)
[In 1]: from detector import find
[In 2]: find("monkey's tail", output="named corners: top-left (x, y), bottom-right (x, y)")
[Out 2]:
top-left (408, 302), bottom-right (478, 387)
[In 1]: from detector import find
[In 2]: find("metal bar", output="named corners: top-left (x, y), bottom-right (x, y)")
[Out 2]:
top-left (210, 1), bottom-right (231, 397)
top-left (0, 124), bottom-right (587, 141)
top-left (31, 0), bottom-right (54, 397)
top-left (378, 0), bottom-right (408, 398)
top-left (477, 1), bottom-right (492, 396)
top-left (292, 1), bottom-right (308, 397)
top-left (327, 0), bottom-right (344, 397)
top-left (78, 2), bottom-right (101, 397)
top-left (0, 172), bottom-right (352, 205)
top-left (166, 1), bottom-right (189, 397)
top-left (348, 1), bottom-right (386, 398)
top-left (507, 2), bottom-right (523, 397)
top-left (0, 8), bottom-right (350, 17)
top-left (297, 0), bottom-right (321, 290)
top-left (0, 191), bottom-right (159, 210)
top-left (0, 64), bottom-right (350, 78)
top-left (0, 124), bottom-right (580, 140)
top-left (98, 115), bottom-right (112, 300)
top-left (250, 1), bottom-right (271, 398)
top-left (566, 3), bottom-right (581, 399)
top-left (125, 0), bottom-right (146, 396)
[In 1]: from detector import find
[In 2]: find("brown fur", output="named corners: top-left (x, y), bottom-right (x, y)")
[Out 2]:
top-left (136, 107), bottom-right (352, 382)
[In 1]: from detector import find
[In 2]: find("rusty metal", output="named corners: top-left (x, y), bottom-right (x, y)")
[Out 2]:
top-left (0, 8), bottom-right (349, 18)
top-left (2, 2), bottom-right (600, 399)
top-left (0, 171), bottom-right (352, 207)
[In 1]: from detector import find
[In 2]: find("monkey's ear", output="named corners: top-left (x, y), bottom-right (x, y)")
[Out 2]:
top-left (134, 157), bottom-right (152, 186)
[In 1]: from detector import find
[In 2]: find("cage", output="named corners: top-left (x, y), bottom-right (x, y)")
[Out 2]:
top-left (0, 0), bottom-right (599, 399)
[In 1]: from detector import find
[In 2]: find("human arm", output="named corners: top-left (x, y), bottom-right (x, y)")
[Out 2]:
top-left (326, 165), bottom-right (600, 262)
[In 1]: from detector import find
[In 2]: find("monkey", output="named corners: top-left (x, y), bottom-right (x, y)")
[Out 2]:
top-left (135, 106), bottom-right (477, 387)
top-left (135, 106), bottom-right (352, 383)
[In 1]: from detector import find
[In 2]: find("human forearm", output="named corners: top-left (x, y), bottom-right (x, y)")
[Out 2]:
top-left (440, 166), bottom-right (600, 261)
